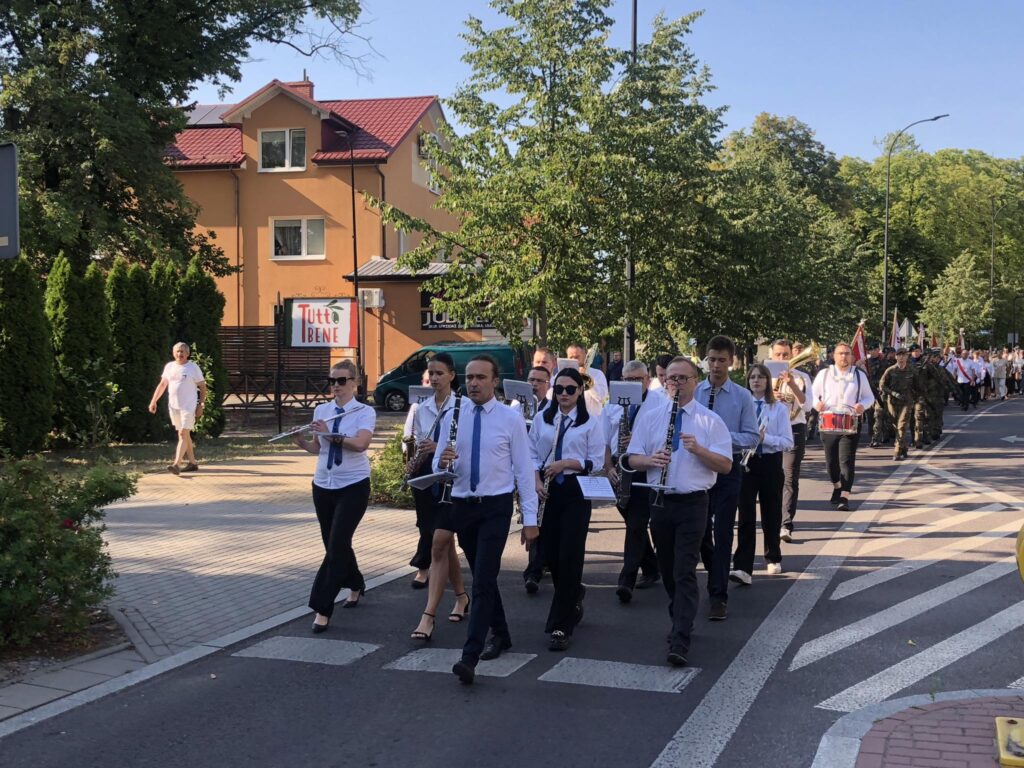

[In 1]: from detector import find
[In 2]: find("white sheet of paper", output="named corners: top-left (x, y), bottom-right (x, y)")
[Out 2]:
top-left (408, 385), bottom-right (434, 405)
top-left (608, 381), bottom-right (642, 407)
top-left (406, 471), bottom-right (456, 491)
top-left (576, 475), bottom-right (616, 501)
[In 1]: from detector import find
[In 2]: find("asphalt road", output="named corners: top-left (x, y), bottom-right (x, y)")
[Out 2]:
top-left (2, 399), bottom-right (1022, 768)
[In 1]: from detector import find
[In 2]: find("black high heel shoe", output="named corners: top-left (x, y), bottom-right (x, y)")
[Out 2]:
top-left (343, 587), bottom-right (364, 608)
top-left (448, 592), bottom-right (471, 623)
top-left (410, 612), bottom-right (435, 642)
top-left (311, 615), bottom-right (330, 634)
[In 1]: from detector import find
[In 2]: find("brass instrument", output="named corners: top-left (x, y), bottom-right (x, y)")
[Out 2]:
top-left (650, 387), bottom-right (681, 509)
top-left (438, 394), bottom-right (463, 505)
top-left (580, 344), bottom-right (599, 390)
top-left (402, 394), bottom-right (452, 489)
top-left (774, 340), bottom-right (821, 420)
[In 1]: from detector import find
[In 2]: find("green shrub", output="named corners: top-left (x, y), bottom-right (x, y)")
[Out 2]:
top-left (107, 259), bottom-right (152, 442)
top-left (0, 459), bottom-right (136, 648)
top-left (369, 429), bottom-right (414, 508)
top-left (0, 257), bottom-right (54, 456)
top-left (175, 257), bottom-right (226, 438)
top-left (188, 346), bottom-right (221, 439)
top-left (146, 260), bottom-right (179, 439)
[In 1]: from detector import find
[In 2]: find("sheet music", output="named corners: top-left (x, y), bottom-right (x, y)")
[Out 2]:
top-left (406, 471), bottom-right (457, 491)
top-left (576, 475), bottom-right (616, 501)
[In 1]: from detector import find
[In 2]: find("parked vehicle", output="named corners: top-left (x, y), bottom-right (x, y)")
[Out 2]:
top-left (372, 342), bottom-right (527, 411)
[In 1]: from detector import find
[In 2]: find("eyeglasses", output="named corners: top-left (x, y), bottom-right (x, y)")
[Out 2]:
top-left (666, 375), bottom-right (695, 384)
top-left (622, 376), bottom-right (646, 382)
top-left (527, 378), bottom-right (548, 385)
top-left (553, 384), bottom-right (579, 396)
top-left (327, 376), bottom-right (352, 386)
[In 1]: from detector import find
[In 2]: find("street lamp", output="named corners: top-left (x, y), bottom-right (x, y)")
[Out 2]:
top-left (882, 113), bottom-right (948, 344)
top-left (335, 128), bottom-right (364, 394)
top-left (622, 0), bottom-right (638, 363)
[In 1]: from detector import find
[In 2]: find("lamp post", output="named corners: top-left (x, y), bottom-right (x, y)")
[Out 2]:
top-left (882, 114), bottom-right (948, 344)
top-left (622, 0), bottom-right (638, 363)
top-left (336, 128), bottom-right (363, 393)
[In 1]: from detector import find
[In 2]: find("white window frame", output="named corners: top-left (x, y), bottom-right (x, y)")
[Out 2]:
top-left (258, 128), bottom-right (307, 172)
top-left (269, 216), bottom-right (326, 261)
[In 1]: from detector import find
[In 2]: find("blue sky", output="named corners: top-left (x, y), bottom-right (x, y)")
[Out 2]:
top-left (188, 1), bottom-right (1023, 161)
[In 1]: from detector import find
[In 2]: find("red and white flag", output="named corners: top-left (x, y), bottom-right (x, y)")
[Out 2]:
top-left (851, 320), bottom-right (867, 363)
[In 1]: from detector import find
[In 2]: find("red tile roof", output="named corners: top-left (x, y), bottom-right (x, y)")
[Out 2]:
top-left (166, 83), bottom-right (437, 169)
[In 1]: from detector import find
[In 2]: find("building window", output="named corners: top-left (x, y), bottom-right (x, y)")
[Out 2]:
top-left (272, 217), bottom-right (325, 260)
top-left (260, 129), bottom-right (306, 171)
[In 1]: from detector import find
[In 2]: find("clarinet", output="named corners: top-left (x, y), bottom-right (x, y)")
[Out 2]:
top-left (651, 387), bottom-right (681, 510)
top-left (438, 392), bottom-right (462, 505)
top-left (402, 395), bottom-right (451, 488)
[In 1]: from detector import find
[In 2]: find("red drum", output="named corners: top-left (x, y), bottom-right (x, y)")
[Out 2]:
top-left (820, 406), bottom-right (857, 435)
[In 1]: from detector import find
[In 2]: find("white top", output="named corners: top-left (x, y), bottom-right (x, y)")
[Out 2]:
top-left (649, 377), bottom-right (664, 392)
top-left (431, 396), bottom-right (539, 525)
top-left (529, 407), bottom-right (606, 476)
top-left (750, 399), bottom-right (794, 454)
top-left (946, 357), bottom-right (976, 384)
top-left (602, 389), bottom-right (668, 451)
top-left (403, 392), bottom-right (455, 446)
top-left (776, 369), bottom-right (813, 425)
top-left (812, 365), bottom-right (876, 411)
top-left (587, 367), bottom-right (609, 402)
top-left (161, 361), bottom-right (205, 411)
top-left (626, 398), bottom-right (732, 494)
top-left (312, 401), bottom-right (376, 490)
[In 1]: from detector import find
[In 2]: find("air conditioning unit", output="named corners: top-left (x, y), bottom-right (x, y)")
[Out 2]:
top-left (359, 288), bottom-right (384, 309)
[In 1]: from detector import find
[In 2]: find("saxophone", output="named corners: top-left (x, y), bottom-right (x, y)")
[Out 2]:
top-left (650, 387), bottom-right (681, 509)
top-left (438, 394), bottom-right (462, 505)
top-left (402, 394), bottom-right (452, 489)
top-left (535, 417), bottom-right (562, 526)
top-left (613, 402), bottom-right (634, 511)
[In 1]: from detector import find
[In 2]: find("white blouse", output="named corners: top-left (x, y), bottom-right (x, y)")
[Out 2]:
top-left (311, 400), bottom-right (376, 490)
top-left (750, 399), bottom-right (794, 454)
top-left (529, 406), bottom-right (606, 475)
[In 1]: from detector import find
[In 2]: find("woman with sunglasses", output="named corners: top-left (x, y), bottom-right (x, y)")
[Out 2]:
top-left (730, 364), bottom-right (793, 586)
top-left (293, 360), bottom-right (376, 633)
top-left (529, 368), bottom-right (605, 651)
top-left (409, 354), bottom-right (472, 641)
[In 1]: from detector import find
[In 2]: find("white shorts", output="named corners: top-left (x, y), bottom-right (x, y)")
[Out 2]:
top-left (169, 408), bottom-right (196, 431)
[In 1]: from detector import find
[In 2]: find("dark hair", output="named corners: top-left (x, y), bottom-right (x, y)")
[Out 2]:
top-left (528, 365), bottom-right (550, 378)
top-left (747, 363), bottom-right (776, 404)
top-left (468, 353), bottom-right (500, 378)
top-left (543, 368), bottom-right (590, 426)
top-left (654, 353), bottom-right (674, 370)
top-left (707, 335), bottom-right (736, 357)
top-left (429, 351), bottom-right (460, 391)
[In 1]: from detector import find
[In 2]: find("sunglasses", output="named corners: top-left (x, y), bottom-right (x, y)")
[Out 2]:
top-left (553, 384), bottom-right (579, 396)
top-left (327, 376), bottom-right (352, 386)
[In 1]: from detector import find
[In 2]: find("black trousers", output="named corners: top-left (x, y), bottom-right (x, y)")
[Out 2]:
top-left (523, 533), bottom-right (545, 583)
top-left (700, 460), bottom-right (742, 605)
top-left (409, 479), bottom-right (438, 570)
top-left (650, 491), bottom-right (708, 656)
top-left (542, 478), bottom-right (591, 635)
top-left (617, 487), bottom-right (659, 588)
top-left (734, 451), bottom-right (784, 572)
top-left (453, 493), bottom-right (513, 666)
top-left (821, 432), bottom-right (860, 493)
top-left (309, 479), bottom-right (370, 618)
top-left (782, 423), bottom-right (806, 530)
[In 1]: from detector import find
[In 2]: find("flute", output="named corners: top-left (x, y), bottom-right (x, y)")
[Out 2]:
top-left (267, 405), bottom-right (365, 443)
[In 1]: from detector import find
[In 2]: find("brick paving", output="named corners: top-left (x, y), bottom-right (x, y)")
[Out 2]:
top-left (855, 695), bottom-right (1024, 768)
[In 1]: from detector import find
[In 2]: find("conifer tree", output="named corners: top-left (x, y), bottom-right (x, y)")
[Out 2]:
top-left (106, 259), bottom-right (151, 441)
top-left (174, 257), bottom-right (226, 437)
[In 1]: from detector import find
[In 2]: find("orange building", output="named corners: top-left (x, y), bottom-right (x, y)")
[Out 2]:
top-left (167, 78), bottom-right (488, 391)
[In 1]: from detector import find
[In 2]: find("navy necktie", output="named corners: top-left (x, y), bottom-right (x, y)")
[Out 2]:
top-left (554, 414), bottom-right (570, 484)
top-left (756, 400), bottom-right (764, 455)
top-left (470, 405), bottom-right (482, 492)
top-left (327, 406), bottom-right (344, 469)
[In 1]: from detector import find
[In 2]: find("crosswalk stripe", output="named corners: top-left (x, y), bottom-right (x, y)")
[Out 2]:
top-left (830, 518), bottom-right (1022, 601)
top-left (791, 558), bottom-right (1018, 670)
top-left (921, 465), bottom-right (1024, 508)
top-left (538, 657), bottom-right (699, 693)
top-left (1010, 676), bottom-right (1024, 689)
top-left (856, 506), bottom-right (1004, 555)
top-left (873, 491), bottom-right (982, 523)
top-left (383, 648), bottom-right (536, 678)
top-left (816, 598), bottom-right (1024, 712)
top-left (232, 636), bottom-right (380, 666)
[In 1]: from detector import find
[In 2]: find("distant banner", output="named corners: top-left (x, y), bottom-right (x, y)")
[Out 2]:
top-left (286, 298), bottom-right (358, 347)
top-left (420, 291), bottom-right (493, 330)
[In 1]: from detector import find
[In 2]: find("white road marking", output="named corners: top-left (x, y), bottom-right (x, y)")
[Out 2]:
top-left (538, 657), bottom-right (699, 693)
top-left (1009, 676), bottom-right (1024, 689)
top-left (647, 461), bottom-right (919, 768)
top-left (921, 464), bottom-right (1024, 508)
top-left (232, 636), bottom-right (379, 666)
top-left (856, 506), bottom-right (1003, 555)
top-left (791, 558), bottom-right (1018, 670)
top-left (830, 517), bottom-right (1022, 601)
top-left (817, 599), bottom-right (1024, 712)
top-left (873, 490), bottom-right (978, 516)
top-left (384, 648), bottom-right (536, 677)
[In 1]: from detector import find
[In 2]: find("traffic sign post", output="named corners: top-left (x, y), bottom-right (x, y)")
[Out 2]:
top-left (0, 143), bottom-right (19, 259)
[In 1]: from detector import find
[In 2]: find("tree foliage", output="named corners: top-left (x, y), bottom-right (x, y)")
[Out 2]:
top-left (920, 251), bottom-right (993, 344)
top-left (106, 259), bottom-right (151, 441)
top-left (175, 257), bottom-right (227, 437)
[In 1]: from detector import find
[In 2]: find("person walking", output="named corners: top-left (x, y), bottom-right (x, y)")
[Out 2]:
top-left (148, 342), bottom-right (207, 475)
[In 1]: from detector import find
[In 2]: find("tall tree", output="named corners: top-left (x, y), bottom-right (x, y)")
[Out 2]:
top-left (920, 250), bottom-right (993, 345)
top-left (106, 259), bottom-right (150, 441)
top-left (175, 257), bottom-right (227, 437)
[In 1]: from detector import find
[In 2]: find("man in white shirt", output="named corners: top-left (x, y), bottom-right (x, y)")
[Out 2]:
top-left (435, 355), bottom-right (538, 685)
top-left (566, 343), bottom-right (609, 403)
top-left (148, 342), bottom-right (207, 475)
top-left (946, 349), bottom-right (976, 411)
top-left (625, 357), bottom-right (732, 667)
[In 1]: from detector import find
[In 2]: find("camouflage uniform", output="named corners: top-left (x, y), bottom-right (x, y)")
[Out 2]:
top-left (879, 362), bottom-right (919, 458)
top-left (869, 356), bottom-right (892, 445)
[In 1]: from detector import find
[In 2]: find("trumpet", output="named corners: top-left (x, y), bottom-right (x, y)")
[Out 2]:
top-left (774, 340), bottom-right (820, 419)
top-left (740, 405), bottom-right (771, 471)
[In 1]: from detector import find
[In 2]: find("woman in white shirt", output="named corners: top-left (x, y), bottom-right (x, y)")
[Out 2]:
top-left (293, 360), bottom-right (376, 633)
top-left (731, 365), bottom-right (794, 584)
top-left (529, 368), bottom-right (605, 651)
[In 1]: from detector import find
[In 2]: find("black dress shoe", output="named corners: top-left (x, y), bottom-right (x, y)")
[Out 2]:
top-left (573, 584), bottom-right (587, 626)
top-left (452, 659), bottom-right (475, 684)
top-left (615, 585), bottom-right (633, 603)
top-left (311, 619), bottom-right (329, 634)
top-left (479, 635), bottom-right (512, 661)
top-left (635, 573), bottom-right (660, 590)
top-left (548, 631), bottom-right (571, 651)
top-left (667, 649), bottom-right (688, 667)
top-left (708, 602), bottom-right (727, 621)
top-left (524, 576), bottom-right (539, 595)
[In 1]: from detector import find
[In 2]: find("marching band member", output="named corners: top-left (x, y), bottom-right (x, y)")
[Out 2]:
top-left (695, 336), bottom-right (759, 622)
top-left (530, 368), bottom-right (605, 651)
top-left (812, 342), bottom-right (875, 511)
top-left (603, 361), bottom-right (664, 603)
top-left (518, 366), bottom-right (552, 594)
top-left (434, 356), bottom-right (538, 685)
top-left (648, 353), bottom-right (673, 392)
top-left (769, 339), bottom-right (813, 542)
top-left (730, 365), bottom-right (793, 585)
top-left (407, 353), bottom-right (472, 642)
top-left (566, 343), bottom-right (609, 403)
top-left (292, 360), bottom-right (376, 633)
top-left (625, 357), bottom-right (731, 667)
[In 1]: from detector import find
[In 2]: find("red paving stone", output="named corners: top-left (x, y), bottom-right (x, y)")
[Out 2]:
top-left (854, 695), bottom-right (1024, 768)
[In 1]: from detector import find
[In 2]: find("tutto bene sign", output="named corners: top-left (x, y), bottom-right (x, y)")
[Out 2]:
top-left (286, 298), bottom-right (358, 347)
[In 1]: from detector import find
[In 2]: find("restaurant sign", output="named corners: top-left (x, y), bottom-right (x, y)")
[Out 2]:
top-left (286, 298), bottom-right (358, 347)
top-left (420, 291), bottom-right (494, 330)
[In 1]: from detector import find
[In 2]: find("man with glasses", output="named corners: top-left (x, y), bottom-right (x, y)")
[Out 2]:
top-left (695, 336), bottom-right (759, 622)
top-left (604, 361), bottom-right (665, 603)
top-left (625, 357), bottom-right (732, 666)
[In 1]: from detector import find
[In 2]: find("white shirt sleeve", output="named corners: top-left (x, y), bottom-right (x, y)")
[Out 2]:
top-left (762, 402), bottom-right (794, 452)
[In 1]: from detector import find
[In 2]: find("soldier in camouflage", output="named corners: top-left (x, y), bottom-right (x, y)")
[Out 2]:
top-left (879, 348), bottom-right (920, 460)
top-left (870, 346), bottom-right (894, 447)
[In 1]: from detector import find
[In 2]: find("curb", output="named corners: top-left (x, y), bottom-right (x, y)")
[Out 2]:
top-left (809, 688), bottom-right (1023, 768)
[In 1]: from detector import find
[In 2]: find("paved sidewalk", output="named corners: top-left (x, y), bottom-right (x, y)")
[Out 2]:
top-left (0, 447), bottom-right (420, 721)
